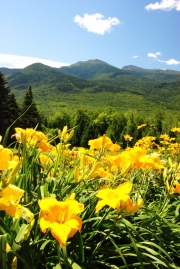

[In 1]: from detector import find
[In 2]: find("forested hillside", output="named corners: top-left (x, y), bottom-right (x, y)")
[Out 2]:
top-left (1, 59), bottom-right (180, 117)
top-left (1, 60), bottom-right (180, 148)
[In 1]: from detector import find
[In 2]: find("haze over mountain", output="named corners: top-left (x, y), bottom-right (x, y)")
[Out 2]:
top-left (1, 59), bottom-right (180, 116)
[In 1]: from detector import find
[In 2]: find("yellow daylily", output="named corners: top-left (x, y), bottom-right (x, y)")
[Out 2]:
top-left (124, 134), bottom-right (133, 142)
top-left (0, 184), bottom-right (24, 217)
top-left (88, 134), bottom-right (120, 152)
top-left (171, 127), bottom-right (180, 133)
top-left (12, 128), bottom-right (49, 150)
top-left (38, 194), bottom-right (84, 247)
top-left (12, 127), bottom-right (34, 143)
top-left (0, 145), bottom-right (17, 170)
top-left (95, 182), bottom-right (132, 213)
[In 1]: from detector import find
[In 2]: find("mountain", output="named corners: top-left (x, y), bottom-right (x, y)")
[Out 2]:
top-left (5, 63), bottom-right (97, 91)
top-left (59, 59), bottom-right (122, 80)
top-left (0, 67), bottom-right (20, 75)
top-left (121, 65), bottom-right (180, 83)
top-left (59, 61), bottom-right (180, 83)
top-left (1, 60), bottom-right (180, 116)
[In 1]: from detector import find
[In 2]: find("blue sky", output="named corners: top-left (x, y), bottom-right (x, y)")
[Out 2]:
top-left (0, 0), bottom-right (180, 70)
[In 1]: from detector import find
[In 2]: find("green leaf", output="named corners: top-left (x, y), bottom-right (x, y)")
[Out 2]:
top-left (15, 224), bottom-right (29, 243)
top-left (40, 239), bottom-right (53, 250)
top-left (53, 264), bottom-right (62, 269)
top-left (109, 236), bottom-right (129, 269)
top-left (72, 262), bottom-right (82, 269)
top-left (0, 234), bottom-right (7, 269)
top-left (142, 252), bottom-right (169, 267)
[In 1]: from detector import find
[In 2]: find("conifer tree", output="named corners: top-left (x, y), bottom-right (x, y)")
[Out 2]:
top-left (0, 72), bottom-right (19, 137)
top-left (71, 109), bottom-right (90, 146)
top-left (20, 86), bottom-right (42, 130)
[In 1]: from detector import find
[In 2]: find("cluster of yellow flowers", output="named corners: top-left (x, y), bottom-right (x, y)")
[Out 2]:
top-left (1, 125), bottom-right (180, 251)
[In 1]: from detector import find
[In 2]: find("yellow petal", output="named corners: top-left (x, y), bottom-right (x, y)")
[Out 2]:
top-left (95, 200), bottom-right (107, 213)
top-left (51, 222), bottom-right (71, 247)
top-left (116, 182), bottom-right (133, 193)
top-left (63, 199), bottom-right (84, 219)
top-left (38, 197), bottom-right (59, 216)
top-left (6, 203), bottom-right (22, 218)
top-left (51, 217), bottom-right (82, 247)
top-left (67, 217), bottom-right (82, 238)
top-left (39, 215), bottom-right (53, 233)
top-left (2, 184), bottom-right (24, 201)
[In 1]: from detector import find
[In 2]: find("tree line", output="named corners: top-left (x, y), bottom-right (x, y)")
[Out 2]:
top-left (1, 71), bottom-right (180, 148)
top-left (0, 72), bottom-right (42, 143)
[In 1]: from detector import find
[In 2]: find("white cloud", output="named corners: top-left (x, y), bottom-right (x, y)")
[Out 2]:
top-left (74, 13), bottom-right (120, 35)
top-left (132, 55), bottom-right (139, 59)
top-left (147, 52), bottom-right (180, 65)
top-left (157, 58), bottom-right (180, 65)
top-left (148, 52), bottom-right (161, 59)
top-left (0, 54), bottom-right (70, 69)
top-left (145, 0), bottom-right (180, 11)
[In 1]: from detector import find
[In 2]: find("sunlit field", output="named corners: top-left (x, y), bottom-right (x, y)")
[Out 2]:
top-left (0, 125), bottom-right (180, 269)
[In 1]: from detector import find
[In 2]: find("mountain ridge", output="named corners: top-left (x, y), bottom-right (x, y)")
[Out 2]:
top-left (0, 59), bottom-right (180, 116)
top-left (1, 59), bottom-right (180, 75)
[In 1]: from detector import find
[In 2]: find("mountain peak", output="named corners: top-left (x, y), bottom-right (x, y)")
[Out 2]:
top-left (59, 59), bottom-right (121, 80)
top-left (122, 65), bottom-right (144, 71)
top-left (72, 59), bottom-right (110, 67)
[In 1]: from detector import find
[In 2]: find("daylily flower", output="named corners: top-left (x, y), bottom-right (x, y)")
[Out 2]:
top-left (12, 127), bottom-right (34, 143)
top-left (171, 127), bottom-right (180, 133)
top-left (38, 194), bottom-right (84, 247)
top-left (88, 134), bottom-right (120, 152)
top-left (96, 182), bottom-right (143, 215)
top-left (0, 145), bottom-right (17, 170)
top-left (124, 134), bottom-right (133, 142)
top-left (12, 128), bottom-right (48, 148)
top-left (0, 184), bottom-right (24, 217)
top-left (135, 136), bottom-right (156, 149)
top-left (95, 182), bottom-right (132, 213)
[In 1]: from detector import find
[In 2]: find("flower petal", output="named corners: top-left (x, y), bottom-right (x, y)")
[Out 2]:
top-left (95, 200), bottom-right (107, 213)
top-left (51, 222), bottom-right (71, 247)
top-left (63, 199), bottom-right (84, 220)
top-left (39, 215), bottom-right (53, 233)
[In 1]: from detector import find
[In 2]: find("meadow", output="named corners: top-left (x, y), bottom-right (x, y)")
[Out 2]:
top-left (0, 124), bottom-right (180, 269)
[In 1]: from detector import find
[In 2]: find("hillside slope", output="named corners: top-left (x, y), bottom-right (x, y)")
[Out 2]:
top-left (1, 60), bottom-right (180, 116)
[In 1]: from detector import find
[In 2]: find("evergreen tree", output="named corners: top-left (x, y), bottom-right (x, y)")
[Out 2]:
top-left (106, 112), bottom-right (127, 143)
top-left (20, 86), bottom-right (42, 130)
top-left (71, 109), bottom-right (91, 146)
top-left (93, 111), bottom-right (109, 136)
top-left (0, 72), bottom-right (19, 138)
top-left (80, 121), bottom-right (98, 147)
